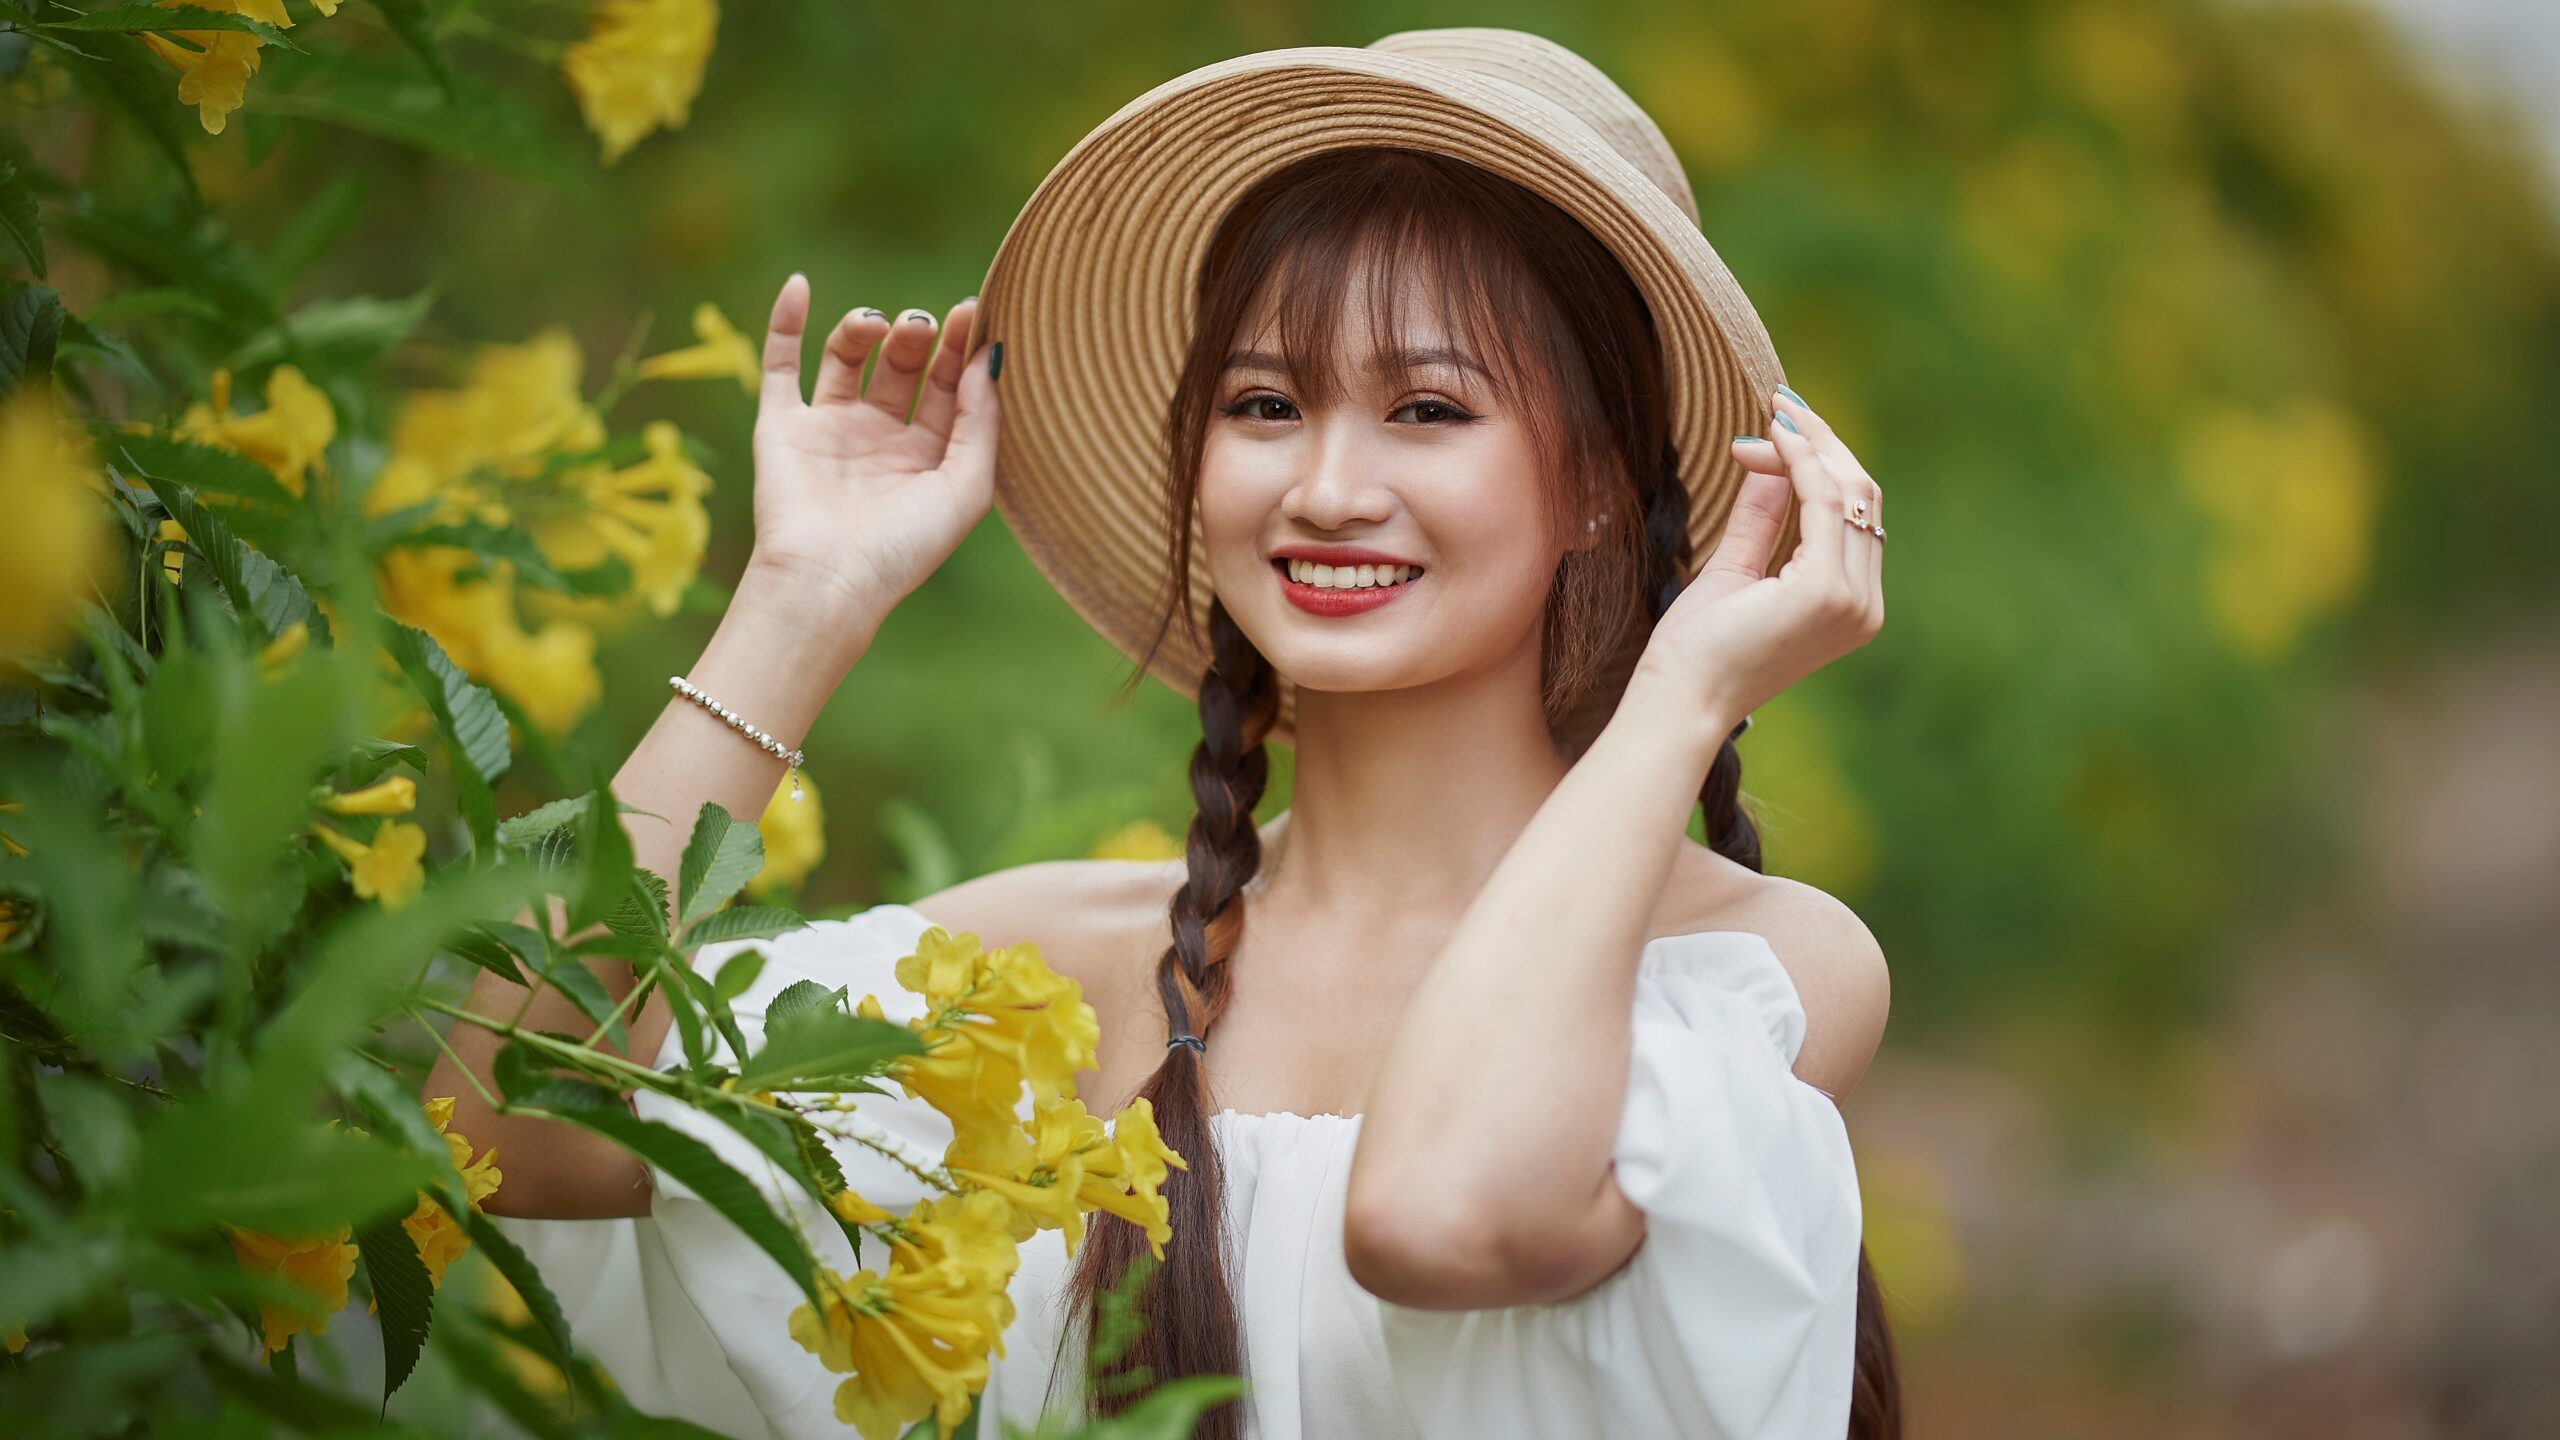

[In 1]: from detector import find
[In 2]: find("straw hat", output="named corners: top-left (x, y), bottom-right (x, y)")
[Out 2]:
top-left (973, 26), bottom-right (1795, 753)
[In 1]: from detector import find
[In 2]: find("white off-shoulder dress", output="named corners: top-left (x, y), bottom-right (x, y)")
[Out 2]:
top-left (496, 902), bottom-right (1864, 1440)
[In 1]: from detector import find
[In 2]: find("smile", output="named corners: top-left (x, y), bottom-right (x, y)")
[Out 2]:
top-left (1274, 558), bottom-right (1425, 616)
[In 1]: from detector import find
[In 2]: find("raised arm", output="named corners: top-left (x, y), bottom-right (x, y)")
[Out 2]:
top-left (424, 274), bottom-right (1003, 1218)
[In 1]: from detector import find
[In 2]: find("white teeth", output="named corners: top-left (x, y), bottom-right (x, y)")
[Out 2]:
top-left (1285, 559), bottom-right (1421, 589)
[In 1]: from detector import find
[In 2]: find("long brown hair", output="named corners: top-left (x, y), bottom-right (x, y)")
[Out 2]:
top-left (1061, 147), bottom-right (1901, 1440)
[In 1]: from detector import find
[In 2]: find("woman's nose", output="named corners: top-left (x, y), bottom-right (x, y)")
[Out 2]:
top-left (1282, 429), bottom-right (1396, 529)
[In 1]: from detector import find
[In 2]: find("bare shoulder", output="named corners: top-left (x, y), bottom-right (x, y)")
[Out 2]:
top-left (904, 856), bottom-right (1180, 1002)
top-left (1660, 846), bottom-right (1892, 1099)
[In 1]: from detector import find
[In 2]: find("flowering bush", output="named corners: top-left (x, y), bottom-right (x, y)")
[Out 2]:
top-left (0, 6), bottom-right (1235, 1437)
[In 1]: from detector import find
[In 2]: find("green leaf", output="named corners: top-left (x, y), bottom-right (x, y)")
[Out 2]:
top-left (120, 1103), bottom-right (439, 1234)
top-left (571, 777), bottom-right (638, 931)
top-left (1, 280), bottom-right (64, 393)
top-left (710, 947), bottom-right (766, 1004)
top-left (682, 904), bottom-right (804, 949)
top-left (369, 0), bottom-right (460, 99)
top-left (385, 617), bottom-right (511, 786)
top-left (513, 1078), bottom-right (824, 1310)
top-left (223, 288), bottom-right (437, 375)
top-left (540, 951), bottom-right (626, 1051)
top-left (0, 1234), bottom-right (121, 1339)
top-left (45, 4), bottom-right (301, 49)
top-left (608, 868), bottom-right (674, 941)
top-left (462, 1211), bottom-right (573, 1361)
top-left (97, 426), bottom-right (302, 511)
top-left (766, 978), bottom-right (850, 1028)
top-left (356, 1213), bottom-right (436, 1402)
top-left (447, 923), bottom-right (530, 987)
top-left (129, 471), bottom-right (321, 638)
top-left (737, 1010), bottom-right (924, 1094)
top-left (379, 518), bottom-right (624, 598)
top-left (0, 159), bottom-right (44, 278)
top-left (678, 802), bottom-right (763, 928)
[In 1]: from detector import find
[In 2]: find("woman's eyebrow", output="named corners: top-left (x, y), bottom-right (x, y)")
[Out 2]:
top-left (1221, 346), bottom-right (1492, 380)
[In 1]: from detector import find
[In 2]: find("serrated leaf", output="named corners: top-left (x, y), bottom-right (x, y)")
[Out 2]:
top-left (1, 281), bottom-right (64, 393)
top-left (355, 1214), bottom-right (435, 1401)
top-left (0, 160), bottom-right (44, 277)
top-left (495, 793), bottom-right (591, 848)
top-left (513, 1078), bottom-right (823, 1309)
top-left (607, 868), bottom-right (672, 940)
top-left (462, 1211), bottom-right (571, 1362)
top-left (130, 474), bottom-right (319, 639)
top-left (737, 1011), bottom-right (924, 1094)
top-left (682, 905), bottom-right (803, 949)
top-left (384, 618), bottom-right (510, 786)
top-left (766, 979), bottom-right (849, 1028)
top-left (98, 426), bottom-right (302, 510)
top-left (541, 952), bottom-right (625, 1051)
top-left (678, 802), bottom-right (762, 928)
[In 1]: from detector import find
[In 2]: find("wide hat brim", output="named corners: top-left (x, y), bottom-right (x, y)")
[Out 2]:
top-left (975, 28), bottom-right (1796, 754)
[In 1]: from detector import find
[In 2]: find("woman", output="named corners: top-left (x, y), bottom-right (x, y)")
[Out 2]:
top-left (433, 28), bottom-right (1895, 1440)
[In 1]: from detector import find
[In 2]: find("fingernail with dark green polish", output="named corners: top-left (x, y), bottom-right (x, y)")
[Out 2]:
top-left (1777, 384), bottom-right (1810, 408)
top-left (989, 340), bottom-right (1004, 381)
top-left (1775, 412), bottom-right (1800, 434)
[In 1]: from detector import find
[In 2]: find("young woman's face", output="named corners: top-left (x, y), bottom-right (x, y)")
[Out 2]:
top-left (1197, 265), bottom-right (1581, 702)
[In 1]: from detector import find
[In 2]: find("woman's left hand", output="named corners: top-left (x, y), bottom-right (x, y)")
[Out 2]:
top-left (1632, 387), bottom-right (1886, 729)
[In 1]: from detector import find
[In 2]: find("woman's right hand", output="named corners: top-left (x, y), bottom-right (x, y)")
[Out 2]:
top-left (742, 273), bottom-right (1001, 630)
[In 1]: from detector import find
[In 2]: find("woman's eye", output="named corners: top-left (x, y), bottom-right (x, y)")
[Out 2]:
top-left (1393, 400), bottom-right (1471, 424)
top-left (1225, 394), bottom-right (1297, 422)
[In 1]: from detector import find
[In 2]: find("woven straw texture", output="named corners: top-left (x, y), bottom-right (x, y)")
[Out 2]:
top-left (974, 28), bottom-right (1795, 753)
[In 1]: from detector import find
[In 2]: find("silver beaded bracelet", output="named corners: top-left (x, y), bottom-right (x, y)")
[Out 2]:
top-left (667, 675), bottom-right (806, 801)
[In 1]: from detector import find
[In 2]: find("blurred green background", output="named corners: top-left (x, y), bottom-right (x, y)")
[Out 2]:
top-left (28, 0), bottom-right (2560, 1433)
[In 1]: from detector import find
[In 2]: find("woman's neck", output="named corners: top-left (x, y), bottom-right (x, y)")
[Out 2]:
top-left (1255, 650), bottom-right (1573, 947)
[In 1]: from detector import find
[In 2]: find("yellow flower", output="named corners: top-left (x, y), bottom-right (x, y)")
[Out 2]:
top-left (310, 820), bottom-right (427, 912)
top-left (384, 329), bottom-right (604, 492)
top-left (174, 365), bottom-right (336, 499)
top-left (2174, 399), bottom-right (2382, 658)
top-left (1087, 817), bottom-right (1185, 862)
top-left (788, 1188), bottom-right (1020, 1440)
top-left (3, 1324), bottom-right (24, 1354)
top-left (404, 1097), bottom-right (503, 1289)
top-left (322, 775), bottom-right (416, 816)
top-left (562, 0), bottom-right (721, 165)
top-left (526, 422), bottom-right (712, 617)
top-left (0, 389), bottom-right (115, 664)
top-left (224, 1223), bottom-right (359, 1355)
top-left (830, 1187), bottom-right (894, 1226)
top-left (137, 0), bottom-right (335, 137)
top-left (748, 769), bottom-right (825, 897)
top-left (638, 302), bottom-right (758, 393)
top-left (475, 618), bottom-right (602, 735)
top-left (892, 928), bottom-right (1099, 1108)
top-left (947, 1096), bottom-right (1187, 1260)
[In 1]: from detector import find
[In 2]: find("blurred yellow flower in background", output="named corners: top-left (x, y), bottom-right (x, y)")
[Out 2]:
top-left (223, 1223), bottom-right (358, 1355)
top-left (175, 365), bottom-right (336, 498)
top-left (2176, 399), bottom-right (2381, 658)
top-left (639, 302), bottom-right (759, 392)
top-left (138, 0), bottom-right (338, 136)
top-left (0, 389), bottom-right (115, 665)
top-left (404, 1097), bottom-right (503, 1289)
top-left (525, 420), bottom-right (712, 617)
top-left (563, 0), bottom-right (721, 165)
top-left (1086, 817), bottom-right (1184, 862)
top-left (748, 769), bottom-right (825, 897)
top-left (788, 1187), bottom-right (1020, 1440)
top-left (311, 819), bottom-right (427, 911)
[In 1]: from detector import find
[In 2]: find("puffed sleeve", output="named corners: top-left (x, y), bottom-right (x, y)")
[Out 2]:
top-left (490, 902), bottom-right (956, 1440)
top-left (1372, 929), bottom-right (1864, 1440)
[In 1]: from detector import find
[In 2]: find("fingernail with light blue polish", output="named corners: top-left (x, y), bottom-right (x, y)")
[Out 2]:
top-left (1734, 433), bottom-right (1768, 445)
top-left (1777, 384), bottom-right (1811, 408)
top-left (1774, 412), bottom-right (1800, 434)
